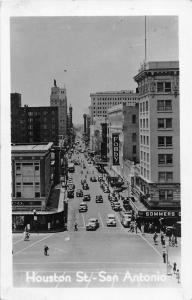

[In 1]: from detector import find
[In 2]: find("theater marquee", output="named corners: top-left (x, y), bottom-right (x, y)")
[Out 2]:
top-left (112, 133), bottom-right (119, 165)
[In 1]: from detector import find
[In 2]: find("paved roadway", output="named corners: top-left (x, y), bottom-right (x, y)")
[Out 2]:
top-left (12, 152), bottom-right (180, 288)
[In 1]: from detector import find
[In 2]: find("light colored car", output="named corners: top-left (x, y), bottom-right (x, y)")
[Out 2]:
top-left (86, 218), bottom-right (99, 231)
top-left (106, 214), bottom-right (116, 227)
top-left (121, 212), bottom-right (132, 227)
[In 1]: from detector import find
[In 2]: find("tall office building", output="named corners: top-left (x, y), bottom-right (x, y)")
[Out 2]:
top-left (50, 80), bottom-right (68, 139)
top-left (134, 61), bottom-right (180, 209)
top-left (90, 90), bottom-right (138, 124)
top-left (11, 94), bottom-right (59, 145)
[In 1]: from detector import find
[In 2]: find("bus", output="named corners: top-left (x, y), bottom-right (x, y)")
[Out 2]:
top-left (68, 163), bottom-right (75, 173)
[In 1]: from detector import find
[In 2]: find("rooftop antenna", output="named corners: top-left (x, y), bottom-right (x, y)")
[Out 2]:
top-left (145, 16), bottom-right (147, 62)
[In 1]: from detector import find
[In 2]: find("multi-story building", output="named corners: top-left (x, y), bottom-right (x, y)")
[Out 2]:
top-left (11, 142), bottom-right (53, 212)
top-left (50, 80), bottom-right (68, 139)
top-left (11, 93), bottom-right (22, 143)
top-left (107, 103), bottom-right (139, 177)
top-left (134, 61), bottom-right (180, 209)
top-left (11, 95), bottom-right (59, 145)
top-left (90, 90), bottom-right (138, 124)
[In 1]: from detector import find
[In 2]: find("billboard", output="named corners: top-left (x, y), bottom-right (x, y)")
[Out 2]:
top-left (112, 133), bottom-right (119, 165)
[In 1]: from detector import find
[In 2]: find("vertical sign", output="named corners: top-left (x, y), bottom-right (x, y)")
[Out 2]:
top-left (112, 133), bottom-right (119, 165)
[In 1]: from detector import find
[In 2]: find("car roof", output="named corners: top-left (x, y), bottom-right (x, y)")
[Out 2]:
top-left (107, 214), bottom-right (115, 218)
top-left (89, 218), bottom-right (98, 221)
top-left (80, 202), bottom-right (87, 205)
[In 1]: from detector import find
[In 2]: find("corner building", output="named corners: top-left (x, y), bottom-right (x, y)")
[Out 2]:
top-left (134, 61), bottom-right (180, 209)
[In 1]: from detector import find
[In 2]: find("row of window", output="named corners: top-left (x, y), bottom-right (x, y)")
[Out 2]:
top-left (28, 111), bottom-right (56, 116)
top-left (140, 151), bottom-right (150, 162)
top-left (140, 118), bottom-right (149, 129)
top-left (140, 101), bottom-right (148, 112)
top-left (139, 81), bottom-right (172, 94)
top-left (140, 135), bottom-right (173, 147)
top-left (140, 135), bottom-right (149, 145)
top-left (16, 192), bottom-right (40, 198)
top-left (158, 118), bottom-right (172, 129)
top-left (93, 97), bottom-right (137, 101)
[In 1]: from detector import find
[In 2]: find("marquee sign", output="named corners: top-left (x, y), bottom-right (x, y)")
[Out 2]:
top-left (112, 133), bottom-right (120, 165)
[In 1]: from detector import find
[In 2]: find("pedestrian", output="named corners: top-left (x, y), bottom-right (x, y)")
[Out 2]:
top-left (149, 222), bottom-right (152, 233)
top-left (153, 232), bottom-right (158, 245)
top-left (162, 238), bottom-right (166, 247)
top-left (44, 245), bottom-right (49, 256)
top-left (174, 235), bottom-right (178, 247)
top-left (171, 234), bottom-right (175, 247)
top-left (169, 236), bottom-right (172, 246)
top-left (162, 249), bottom-right (166, 263)
top-left (176, 269), bottom-right (180, 283)
top-left (173, 262), bottom-right (177, 274)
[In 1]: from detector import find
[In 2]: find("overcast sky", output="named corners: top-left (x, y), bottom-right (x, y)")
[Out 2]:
top-left (11, 16), bottom-right (178, 124)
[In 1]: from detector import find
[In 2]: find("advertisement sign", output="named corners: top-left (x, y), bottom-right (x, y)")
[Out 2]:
top-left (138, 210), bottom-right (181, 218)
top-left (112, 134), bottom-right (119, 165)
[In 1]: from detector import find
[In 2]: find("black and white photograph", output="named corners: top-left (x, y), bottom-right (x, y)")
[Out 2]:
top-left (1, 1), bottom-right (192, 300)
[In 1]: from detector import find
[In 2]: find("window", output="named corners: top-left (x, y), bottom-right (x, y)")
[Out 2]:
top-left (157, 100), bottom-right (172, 111)
top-left (159, 172), bottom-right (166, 182)
top-left (140, 103), bottom-right (142, 112)
top-left (158, 118), bottom-right (172, 129)
top-left (35, 192), bottom-right (40, 198)
top-left (165, 82), bottom-right (171, 93)
top-left (166, 136), bottom-right (172, 147)
top-left (158, 154), bottom-right (165, 164)
top-left (167, 189), bottom-right (173, 200)
top-left (146, 119), bottom-right (149, 128)
top-left (132, 145), bottom-right (136, 154)
top-left (146, 101), bottom-right (148, 111)
top-left (158, 136), bottom-right (172, 147)
top-left (166, 118), bottom-right (172, 128)
top-left (166, 154), bottom-right (173, 164)
top-left (166, 172), bottom-right (173, 182)
top-left (158, 119), bottom-right (164, 129)
top-left (16, 192), bottom-right (21, 197)
top-left (132, 133), bottom-right (136, 142)
top-left (132, 115), bottom-right (136, 124)
top-left (23, 182), bottom-right (33, 185)
top-left (158, 172), bottom-right (173, 182)
top-left (159, 190), bottom-right (166, 200)
top-left (157, 82), bottom-right (164, 92)
top-left (165, 100), bottom-right (172, 111)
top-left (35, 165), bottom-right (39, 171)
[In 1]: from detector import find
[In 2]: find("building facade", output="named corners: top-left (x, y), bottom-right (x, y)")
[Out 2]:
top-left (134, 61), bottom-right (180, 209)
top-left (12, 143), bottom-right (53, 211)
top-left (11, 94), bottom-right (59, 145)
top-left (90, 90), bottom-right (138, 124)
top-left (50, 81), bottom-right (68, 139)
top-left (107, 103), bottom-right (139, 176)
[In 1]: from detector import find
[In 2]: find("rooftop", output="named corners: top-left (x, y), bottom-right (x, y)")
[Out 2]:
top-left (12, 142), bottom-right (53, 152)
top-left (90, 90), bottom-right (135, 96)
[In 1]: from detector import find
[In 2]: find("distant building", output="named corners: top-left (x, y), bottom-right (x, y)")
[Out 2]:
top-left (90, 90), bottom-right (138, 124)
top-left (50, 81), bottom-right (68, 139)
top-left (134, 61), bottom-right (180, 209)
top-left (11, 94), bottom-right (59, 145)
top-left (11, 93), bottom-right (22, 143)
top-left (11, 143), bottom-right (53, 211)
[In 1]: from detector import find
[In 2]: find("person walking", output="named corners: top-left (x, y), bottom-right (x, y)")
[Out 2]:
top-left (176, 269), bottom-right (180, 283)
top-left (162, 249), bottom-right (166, 263)
top-left (153, 232), bottom-right (158, 245)
top-left (44, 245), bottom-right (49, 256)
top-left (149, 222), bottom-right (152, 233)
top-left (173, 262), bottom-right (177, 274)
top-left (174, 235), bottom-right (178, 247)
top-left (135, 221), bottom-right (138, 234)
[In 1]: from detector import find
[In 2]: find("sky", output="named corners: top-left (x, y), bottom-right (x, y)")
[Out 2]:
top-left (11, 16), bottom-right (178, 124)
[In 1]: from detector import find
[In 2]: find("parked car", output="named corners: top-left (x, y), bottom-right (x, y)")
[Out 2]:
top-left (165, 222), bottom-right (181, 237)
top-left (79, 202), bottom-right (88, 213)
top-left (103, 187), bottom-right (110, 193)
top-left (83, 183), bottom-right (89, 190)
top-left (86, 218), bottom-right (99, 231)
top-left (95, 195), bottom-right (103, 203)
top-left (83, 194), bottom-right (91, 201)
top-left (81, 179), bottom-right (87, 185)
top-left (106, 214), bottom-right (116, 227)
top-left (98, 176), bottom-right (103, 182)
top-left (76, 189), bottom-right (83, 197)
top-left (113, 203), bottom-right (121, 211)
top-left (90, 176), bottom-right (97, 182)
top-left (121, 212), bottom-right (132, 227)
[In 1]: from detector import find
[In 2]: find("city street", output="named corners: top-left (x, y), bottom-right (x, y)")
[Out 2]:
top-left (12, 152), bottom-right (180, 287)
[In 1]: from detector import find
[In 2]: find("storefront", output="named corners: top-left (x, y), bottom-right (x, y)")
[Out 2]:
top-left (12, 210), bottom-right (67, 232)
top-left (136, 209), bottom-right (181, 230)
